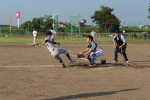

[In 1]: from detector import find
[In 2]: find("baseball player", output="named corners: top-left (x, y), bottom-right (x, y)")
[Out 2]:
top-left (90, 29), bottom-right (97, 41)
top-left (49, 27), bottom-right (57, 42)
top-left (78, 35), bottom-right (103, 66)
top-left (42, 31), bottom-right (75, 68)
top-left (32, 28), bottom-right (38, 46)
top-left (113, 31), bottom-right (129, 63)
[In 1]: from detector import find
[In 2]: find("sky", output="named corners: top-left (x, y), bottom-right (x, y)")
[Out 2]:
top-left (0, 0), bottom-right (150, 26)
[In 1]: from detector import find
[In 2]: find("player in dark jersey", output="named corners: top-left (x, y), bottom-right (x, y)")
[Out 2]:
top-left (113, 31), bottom-right (129, 63)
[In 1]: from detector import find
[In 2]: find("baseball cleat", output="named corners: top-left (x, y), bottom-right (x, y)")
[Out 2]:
top-left (126, 61), bottom-right (130, 63)
top-left (61, 63), bottom-right (67, 68)
top-left (33, 44), bottom-right (35, 46)
top-left (70, 59), bottom-right (76, 63)
top-left (89, 64), bottom-right (96, 67)
top-left (113, 60), bottom-right (118, 63)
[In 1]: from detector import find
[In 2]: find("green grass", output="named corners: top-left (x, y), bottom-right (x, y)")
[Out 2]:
top-left (0, 38), bottom-right (88, 44)
top-left (0, 37), bottom-right (148, 44)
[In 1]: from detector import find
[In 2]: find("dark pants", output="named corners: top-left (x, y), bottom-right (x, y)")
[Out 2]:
top-left (114, 45), bottom-right (128, 62)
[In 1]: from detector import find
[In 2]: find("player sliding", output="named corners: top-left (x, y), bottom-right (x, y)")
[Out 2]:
top-left (77, 35), bottom-right (103, 67)
top-left (42, 31), bottom-right (75, 68)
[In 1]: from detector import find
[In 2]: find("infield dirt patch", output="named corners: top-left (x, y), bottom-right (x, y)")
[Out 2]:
top-left (0, 44), bottom-right (150, 100)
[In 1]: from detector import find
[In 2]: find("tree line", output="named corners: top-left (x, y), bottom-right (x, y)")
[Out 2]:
top-left (21, 5), bottom-right (150, 34)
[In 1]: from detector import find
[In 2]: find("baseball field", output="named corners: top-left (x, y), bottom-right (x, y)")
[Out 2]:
top-left (0, 41), bottom-right (150, 100)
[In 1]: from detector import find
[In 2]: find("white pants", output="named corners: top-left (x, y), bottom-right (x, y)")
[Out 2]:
top-left (88, 49), bottom-right (103, 64)
top-left (33, 37), bottom-right (37, 45)
top-left (50, 48), bottom-right (68, 61)
top-left (94, 49), bottom-right (103, 57)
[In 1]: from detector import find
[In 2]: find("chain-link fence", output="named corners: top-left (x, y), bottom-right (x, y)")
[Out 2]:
top-left (1, 30), bottom-right (150, 44)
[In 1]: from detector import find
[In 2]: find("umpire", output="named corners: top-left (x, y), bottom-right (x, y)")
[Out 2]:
top-left (113, 31), bottom-right (129, 63)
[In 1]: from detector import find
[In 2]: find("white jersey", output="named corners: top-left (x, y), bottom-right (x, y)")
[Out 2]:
top-left (45, 38), bottom-right (56, 52)
top-left (90, 32), bottom-right (96, 37)
top-left (33, 31), bottom-right (37, 37)
top-left (50, 30), bottom-right (56, 39)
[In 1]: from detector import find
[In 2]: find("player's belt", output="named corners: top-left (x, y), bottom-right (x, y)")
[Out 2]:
top-left (95, 49), bottom-right (102, 53)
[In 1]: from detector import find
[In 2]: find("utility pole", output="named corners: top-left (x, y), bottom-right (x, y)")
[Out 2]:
top-left (9, 15), bottom-right (12, 32)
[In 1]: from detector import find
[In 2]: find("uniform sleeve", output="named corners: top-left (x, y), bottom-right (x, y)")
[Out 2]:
top-left (45, 38), bottom-right (52, 42)
top-left (121, 35), bottom-right (126, 42)
top-left (87, 43), bottom-right (96, 51)
top-left (113, 36), bottom-right (116, 42)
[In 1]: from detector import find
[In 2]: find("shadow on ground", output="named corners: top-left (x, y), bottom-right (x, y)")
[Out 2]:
top-left (42, 88), bottom-right (138, 100)
top-left (71, 62), bottom-right (150, 69)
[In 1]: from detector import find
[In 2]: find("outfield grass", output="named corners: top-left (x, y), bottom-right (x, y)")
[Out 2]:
top-left (0, 37), bottom-right (148, 44)
top-left (0, 38), bottom-right (89, 44)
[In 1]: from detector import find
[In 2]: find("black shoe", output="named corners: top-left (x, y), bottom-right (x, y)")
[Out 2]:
top-left (33, 44), bottom-right (35, 46)
top-left (36, 43), bottom-right (38, 45)
top-left (70, 59), bottom-right (75, 63)
top-left (61, 63), bottom-right (67, 68)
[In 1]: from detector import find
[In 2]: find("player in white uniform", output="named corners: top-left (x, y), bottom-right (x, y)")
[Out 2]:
top-left (49, 27), bottom-right (57, 42)
top-left (90, 29), bottom-right (97, 41)
top-left (42, 31), bottom-right (75, 68)
top-left (32, 28), bottom-right (38, 46)
top-left (78, 35), bottom-right (103, 66)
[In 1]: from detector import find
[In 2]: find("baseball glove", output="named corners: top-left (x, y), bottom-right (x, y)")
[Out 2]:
top-left (77, 54), bottom-right (85, 58)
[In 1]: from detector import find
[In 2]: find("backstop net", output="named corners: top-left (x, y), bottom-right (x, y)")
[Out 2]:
top-left (53, 13), bottom-right (58, 32)
top-left (70, 15), bottom-right (80, 38)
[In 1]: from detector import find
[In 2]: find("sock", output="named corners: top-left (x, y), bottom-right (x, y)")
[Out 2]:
top-left (66, 53), bottom-right (71, 60)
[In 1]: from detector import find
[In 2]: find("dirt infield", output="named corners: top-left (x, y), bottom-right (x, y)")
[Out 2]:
top-left (0, 44), bottom-right (150, 100)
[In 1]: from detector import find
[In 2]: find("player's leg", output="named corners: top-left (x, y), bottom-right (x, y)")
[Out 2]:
top-left (87, 55), bottom-right (91, 62)
top-left (89, 53), bottom-right (96, 66)
top-left (51, 50), bottom-right (66, 68)
top-left (35, 38), bottom-right (38, 45)
top-left (121, 45), bottom-right (129, 62)
top-left (58, 48), bottom-right (75, 63)
top-left (89, 50), bottom-right (103, 66)
top-left (114, 46), bottom-right (119, 62)
top-left (33, 37), bottom-right (36, 46)
top-left (56, 55), bottom-right (66, 68)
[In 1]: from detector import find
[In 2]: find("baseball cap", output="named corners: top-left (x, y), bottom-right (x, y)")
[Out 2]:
top-left (46, 31), bottom-right (52, 35)
top-left (115, 30), bottom-right (120, 33)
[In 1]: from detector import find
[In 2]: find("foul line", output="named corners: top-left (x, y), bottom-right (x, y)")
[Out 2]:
top-left (0, 65), bottom-right (59, 68)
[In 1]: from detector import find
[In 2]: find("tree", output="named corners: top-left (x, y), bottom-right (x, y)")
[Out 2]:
top-left (31, 17), bottom-right (43, 30)
top-left (21, 21), bottom-right (32, 31)
top-left (91, 5), bottom-right (120, 36)
top-left (40, 15), bottom-right (53, 28)
top-left (21, 15), bottom-right (53, 31)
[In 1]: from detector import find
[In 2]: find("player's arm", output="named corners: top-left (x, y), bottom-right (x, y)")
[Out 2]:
top-left (83, 49), bottom-right (92, 56)
top-left (79, 49), bottom-right (89, 54)
top-left (114, 42), bottom-right (117, 49)
top-left (53, 42), bottom-right (60, 45)
top-left (42, 40), bottom-right (49, 46)
top-left (119, 42), bottom-right (126, 48)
